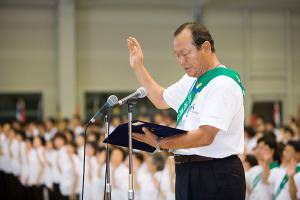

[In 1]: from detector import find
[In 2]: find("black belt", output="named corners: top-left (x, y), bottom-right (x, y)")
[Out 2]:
top-left (174, 155), bottom-right (215, 164)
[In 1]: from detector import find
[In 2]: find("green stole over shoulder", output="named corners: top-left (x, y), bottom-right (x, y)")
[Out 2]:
top-left (176, 67), bottom-right (245, 126)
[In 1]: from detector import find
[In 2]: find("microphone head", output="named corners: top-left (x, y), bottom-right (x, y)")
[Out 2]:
top-left (107, 95), bottom-right (118, 106)
top-left (136, 87), bottom-right (147, 98)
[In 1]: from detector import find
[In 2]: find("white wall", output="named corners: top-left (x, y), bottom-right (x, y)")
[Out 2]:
top-left (0, 5), bottom-right (57, 118)
top-left (203, 8), bottom-right (300, 122)
top-left (0, 1), bottom-right (299, 122)
top-left (76, 6), bottom-right (194, 117)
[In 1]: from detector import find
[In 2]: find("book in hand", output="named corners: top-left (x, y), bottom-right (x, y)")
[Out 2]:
top-left (103, 120), bottom-right (187, 153)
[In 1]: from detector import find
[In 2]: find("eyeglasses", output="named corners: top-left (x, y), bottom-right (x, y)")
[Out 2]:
top-left (174, 44), bottom-right (200, 61)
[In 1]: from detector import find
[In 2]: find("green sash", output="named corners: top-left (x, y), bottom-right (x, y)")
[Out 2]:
top-left (273, 166), bottom-right (300, 200)
top-left (176, 67), bottom-right (245, 126)
top-left (252, 162), bottom-right (280, 191)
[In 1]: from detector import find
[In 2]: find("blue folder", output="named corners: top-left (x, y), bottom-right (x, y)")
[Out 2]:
top-left (103, 120), bottom-right (187, 153)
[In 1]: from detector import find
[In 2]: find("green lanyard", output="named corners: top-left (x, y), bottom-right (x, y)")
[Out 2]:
top-left (273, 166), bottom-right (300, 200)
top-left (176, 67), bottom-right (245, 126)
top-left (252, 162), bottom-right (280, 191)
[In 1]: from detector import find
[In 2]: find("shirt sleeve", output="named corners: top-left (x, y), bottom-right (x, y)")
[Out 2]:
top-left (198, 85), bottom-right (241, 132)
top-left (163, 74), bottom-right (195, 112)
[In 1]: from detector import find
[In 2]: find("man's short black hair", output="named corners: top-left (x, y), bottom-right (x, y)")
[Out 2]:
top-left (174, 22), bottom-right (215, 53)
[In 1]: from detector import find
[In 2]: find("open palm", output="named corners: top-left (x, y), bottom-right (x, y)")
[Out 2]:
top-left (127, 37), bottom-right (144, 69)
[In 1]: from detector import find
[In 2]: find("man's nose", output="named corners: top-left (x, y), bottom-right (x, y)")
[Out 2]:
top-left (178, 56), bottom-right (186, 66)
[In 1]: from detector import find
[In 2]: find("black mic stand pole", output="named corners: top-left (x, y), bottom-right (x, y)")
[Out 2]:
top-left (104, 114), bottom-right (111, 200)
top-left (127, 99), bottom-right (137, 200)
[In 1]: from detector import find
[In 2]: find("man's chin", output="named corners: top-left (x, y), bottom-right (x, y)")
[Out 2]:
top-left (186, 71), bottom-right (196, 77)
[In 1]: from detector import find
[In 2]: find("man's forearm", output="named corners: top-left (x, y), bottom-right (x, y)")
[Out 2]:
top-left (133, 66), bottom-right (169, 109)
top-left (160, 126), bottom-right (218, 149)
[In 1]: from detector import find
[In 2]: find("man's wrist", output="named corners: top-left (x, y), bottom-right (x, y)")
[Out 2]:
top-left (132, 64), bottom-right (145, 70)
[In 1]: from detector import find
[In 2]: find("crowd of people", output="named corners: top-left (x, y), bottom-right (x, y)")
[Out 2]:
top-left (0, 113), bottom-right (176, 200)
top-left (0, 112), bottom-right (300, 200)
top-left (242, 115), bottom-right (300, 200)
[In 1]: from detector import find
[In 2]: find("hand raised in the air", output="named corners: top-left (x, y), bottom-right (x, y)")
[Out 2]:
top-left (127, 36), bottom-right (144, 69)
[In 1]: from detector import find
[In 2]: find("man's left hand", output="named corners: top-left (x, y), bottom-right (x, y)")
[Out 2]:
top-left (132, 127), bottom-right (158, 148)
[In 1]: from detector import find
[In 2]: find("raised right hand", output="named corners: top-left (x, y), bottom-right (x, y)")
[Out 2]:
top-left (127, 37), bottom-right (144, 69)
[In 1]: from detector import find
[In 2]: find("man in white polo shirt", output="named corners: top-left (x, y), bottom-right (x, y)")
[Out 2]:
top-left (127, 22), bottom-right (246, 200)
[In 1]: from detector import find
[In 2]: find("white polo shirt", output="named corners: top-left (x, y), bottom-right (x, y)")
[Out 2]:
top-left (163, 68), bottom-right (244, 158)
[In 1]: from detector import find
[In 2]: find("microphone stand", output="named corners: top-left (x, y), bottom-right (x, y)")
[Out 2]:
top-left (127, 99), bottom-right (137, 200)
top-left (104, 114), bottom-right (111, 200)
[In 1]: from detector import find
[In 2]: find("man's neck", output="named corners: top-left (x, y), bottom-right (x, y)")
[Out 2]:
top-left (198, 54), bottom-right (221, 77)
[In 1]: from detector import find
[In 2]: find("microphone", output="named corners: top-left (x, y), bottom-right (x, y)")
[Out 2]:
top-left (118, 87), bottom-right (147, 105)
top-left (89, 95), bottom-right (118, 123)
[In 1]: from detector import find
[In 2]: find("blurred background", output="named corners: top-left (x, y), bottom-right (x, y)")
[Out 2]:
top-left (0, 0), bottom-right (299, 125)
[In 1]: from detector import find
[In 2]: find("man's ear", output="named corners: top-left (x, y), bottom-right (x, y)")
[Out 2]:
top-left (202, 41), bottom-right (212, 54)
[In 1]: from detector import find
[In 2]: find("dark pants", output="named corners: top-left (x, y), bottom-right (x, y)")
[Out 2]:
top-left (51, 183), bottom-right (64, 200)
top-left (62, 194), bottom-right (79, 200)
top-left (28, 185), bottom-right (44, 200)
top-left (175, 155), bottom-right (245, 200)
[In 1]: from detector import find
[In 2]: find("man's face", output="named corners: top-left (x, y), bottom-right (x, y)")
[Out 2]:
top-left (173, 28), bottom-right (204, 77)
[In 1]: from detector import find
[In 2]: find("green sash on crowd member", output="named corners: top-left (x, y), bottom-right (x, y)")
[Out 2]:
top-left (252, 162), bottom-right (280, 191)
top-left (176, 67), bottom-right (245, 126)
top-left (273, 165), bottom-right (300, 200)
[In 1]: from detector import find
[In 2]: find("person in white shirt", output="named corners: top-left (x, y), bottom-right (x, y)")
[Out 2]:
top-left (76, 133), bottom-right (85, 161)
top-left (20, 137), bottom-right (33, 200)
top-left (43, 139), bottom-right (55, 198)
top-left (0, 124), bottom-right (11, 200)
top-left (51, 133), bottom-right (67, 200)
top-left (127, 22), bottom-right (246, 199)
top-left (79, 141), bottom-right (98, 200)
top-left (6, 128), bottom-right (22, 199)
top-left (26, 122), bottom-right (40, 137)
top-left (245, 136), bottom-right (280, 200)
top-left (138, 153), bottom-right (168, 200)
top-left (11, 131), bottom-right (25, 200)
top-left (60, 142), bottom-right (80, 200)
top-left (244, 127), bottom-right (258, 154)
top-left (92, 146), bottom-right (106, 200)
top-left (44, 118), bottom-right (57, 141)
top-left (71, 115), bottom-right (84, 136)
top-left (264, 140), bottom-right (300, 200)
top-left (110, 147), bottom-right (128, 200)
top-left (242, 154), bottom-right (259, 200)
top-left (162, 156), bottom-right (176, 200)
top-left (132, 151), bottom-right (145, 200)
top-left (28, 136), bottom-right (46, 200)
top-left (57, 118), bottom-right (70, 133)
